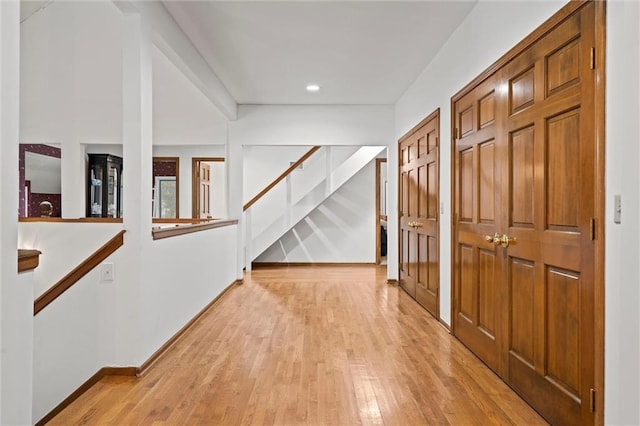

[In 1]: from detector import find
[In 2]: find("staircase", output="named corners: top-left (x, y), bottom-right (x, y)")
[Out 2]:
top-left (244, 145), bottom-right (386, 268)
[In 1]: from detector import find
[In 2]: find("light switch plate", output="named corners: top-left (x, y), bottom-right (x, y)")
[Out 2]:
top-left (100, 263), bottom-right (114, 281)
top-left (614, 195), bottom-right (622, 224)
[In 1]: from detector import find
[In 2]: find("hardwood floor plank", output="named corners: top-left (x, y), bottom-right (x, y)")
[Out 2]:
top-left (47, 265), bottom-right (546, 425)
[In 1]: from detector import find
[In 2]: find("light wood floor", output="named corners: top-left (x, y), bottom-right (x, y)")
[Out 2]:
top-left (49, 265), bottom-right (546, 425)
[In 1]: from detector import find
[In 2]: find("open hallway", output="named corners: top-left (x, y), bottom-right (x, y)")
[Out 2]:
top-left (49, 265), bottom-right (545, 425)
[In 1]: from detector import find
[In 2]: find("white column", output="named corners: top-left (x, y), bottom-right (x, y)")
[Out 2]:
top-left (61, 139), bottom-right (85, 218)
top-left (244, 208), bottom-right (252, 272)
top-left (285, 174), bottom-right (292, 228)
top-left (117, 9), bottom-right (153, 365)
top-left (226, 133), bottom-right (244, 279)
top-left (387, 138), bottom-right (398, 282)
top-left (1, 2), bottom-right (33, 424)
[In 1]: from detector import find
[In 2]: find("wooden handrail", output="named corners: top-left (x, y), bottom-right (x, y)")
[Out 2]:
top-left (243, 146), bottom-right (321, 211)
top-left (152, 219), bottom-right (238, 240)
top-left (34, 230), bottom-right (126, 315)
top-left (152, 218), bottom-right (219, 224)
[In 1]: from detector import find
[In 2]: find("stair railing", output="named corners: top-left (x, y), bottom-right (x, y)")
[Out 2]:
top-left (243, 146), bottom-right (321, 270)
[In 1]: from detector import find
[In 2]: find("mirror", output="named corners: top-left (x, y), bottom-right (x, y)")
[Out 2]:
top-left (19, 144), bottom-right (62, 217)
top-left (152, 157), bottom-right (179, 218)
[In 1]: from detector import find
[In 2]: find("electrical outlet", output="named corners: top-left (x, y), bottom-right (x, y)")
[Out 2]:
top-left (100, 262), bottom-right (114, 281)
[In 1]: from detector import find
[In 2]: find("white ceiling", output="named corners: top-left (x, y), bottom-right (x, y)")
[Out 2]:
top-left (163, 1), bottom-right (477, 105)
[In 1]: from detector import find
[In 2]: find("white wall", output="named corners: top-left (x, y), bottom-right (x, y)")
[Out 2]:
top-left (243, 145), bottom-right (310, 200)
top-left (605, 1), bottom-right (640, 424)
top-left (256, 160), bottom-right (376, 263)
top-left (20, 1), bottom-right (123, 145)
top-left (18, 222), bottom-right (124, 298)
top-left (230, 105), bottom-right (394, 147)
top-left (396, 0), bottom-right (640, 423)
top-left (152, 45), bottom-right (228, 146)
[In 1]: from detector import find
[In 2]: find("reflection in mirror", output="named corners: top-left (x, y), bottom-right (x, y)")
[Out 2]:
top-left (152, 157), bottom-right (179, 218)
top-left (192, 157), bottom-right (226, 219)
top-left (19, 144), bottom-right (62, 217)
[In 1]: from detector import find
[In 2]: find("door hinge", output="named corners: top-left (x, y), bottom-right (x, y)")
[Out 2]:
top-left (590, 218), bottom-right (596, 240)
top-left (590, 388), bottom-right (596, 412)
top-left (590, 47), bottom-right (595, 69)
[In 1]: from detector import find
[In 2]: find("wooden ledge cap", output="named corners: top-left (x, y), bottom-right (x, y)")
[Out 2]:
top-left (18, 249), bottom-right (42, 273)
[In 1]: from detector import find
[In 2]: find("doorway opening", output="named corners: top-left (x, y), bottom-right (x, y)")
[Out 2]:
top-left (376, 158), bottom-right (388, 265)
top-left (191, 157), bottom-right (226, 219)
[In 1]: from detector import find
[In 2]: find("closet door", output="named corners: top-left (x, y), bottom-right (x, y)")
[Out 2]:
top-left (453, 75), bottom-right (504, 373)
top-left (502, 5), bottom-right (596, 424)
top-left (399, 110), bottom-right (440, 317)
top-left (452, 3), bottom-right (598, 424)
top-left (399, 133), bottom-right (419, 299)
top-left (414, 115), bottom-right (439, 316)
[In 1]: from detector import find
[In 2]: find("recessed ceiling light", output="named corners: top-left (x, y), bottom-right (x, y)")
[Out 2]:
top-left (306, 84), bottom-right (320, 92)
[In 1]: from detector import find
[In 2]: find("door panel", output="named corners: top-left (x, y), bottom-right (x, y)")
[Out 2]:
top-left (504, 5), bottom-right (595, 424)
top-left (546, 108), bottom-right (581, 229)
top-left (478, 249), bottom-right (496, 335)
top-left (453, 3), bottom-right (598, 425)
top-left (399, 110), bottom-right (440, 316)
top-left (453, 75), bottom-right (502, 373)
top-left (479, 142), bottom-right (495, 223)
top-left (459, 149), bottom-right (474, 222)
top-left (510, 126), bottom-right (535, 227)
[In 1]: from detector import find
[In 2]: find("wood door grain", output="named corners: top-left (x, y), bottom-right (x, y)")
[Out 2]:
top-left (452, 2), bottom-right (600, 424)
top-left (452, 73), bottom-right (503, 374)
top-left (399, 110), bottom-right (440, 316)
top-left (501, 4), bottom-right (596, 424)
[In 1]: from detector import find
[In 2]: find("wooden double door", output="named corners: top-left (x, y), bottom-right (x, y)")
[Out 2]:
top-left (452, 2), bottom-right (601, 424)
top-left (399, 109), bottom-right (439, 317)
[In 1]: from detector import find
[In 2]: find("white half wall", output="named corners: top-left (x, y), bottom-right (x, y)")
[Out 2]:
top-left (33, 246), bottom-right (125, 423)
top-left (256, 160), bottom-right (375, 263)
top-left (29, 222), bottom-right (239, 424)
top-left (141, 224), bottom-right (238, 362)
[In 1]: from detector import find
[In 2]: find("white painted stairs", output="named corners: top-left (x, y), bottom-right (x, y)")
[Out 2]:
top-left (244, 145), bottom-right (385, 267)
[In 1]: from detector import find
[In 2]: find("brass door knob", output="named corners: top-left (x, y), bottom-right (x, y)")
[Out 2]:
top-left (499, 234), bottom-right (517, 248)
top-left (484, 233), bottom-right (501, 245)
top-left (414, 222), bottom-right (423, 228)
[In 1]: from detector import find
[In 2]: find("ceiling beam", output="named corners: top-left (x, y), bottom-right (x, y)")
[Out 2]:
top-left (113, 1), bottom-right (238, 121)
